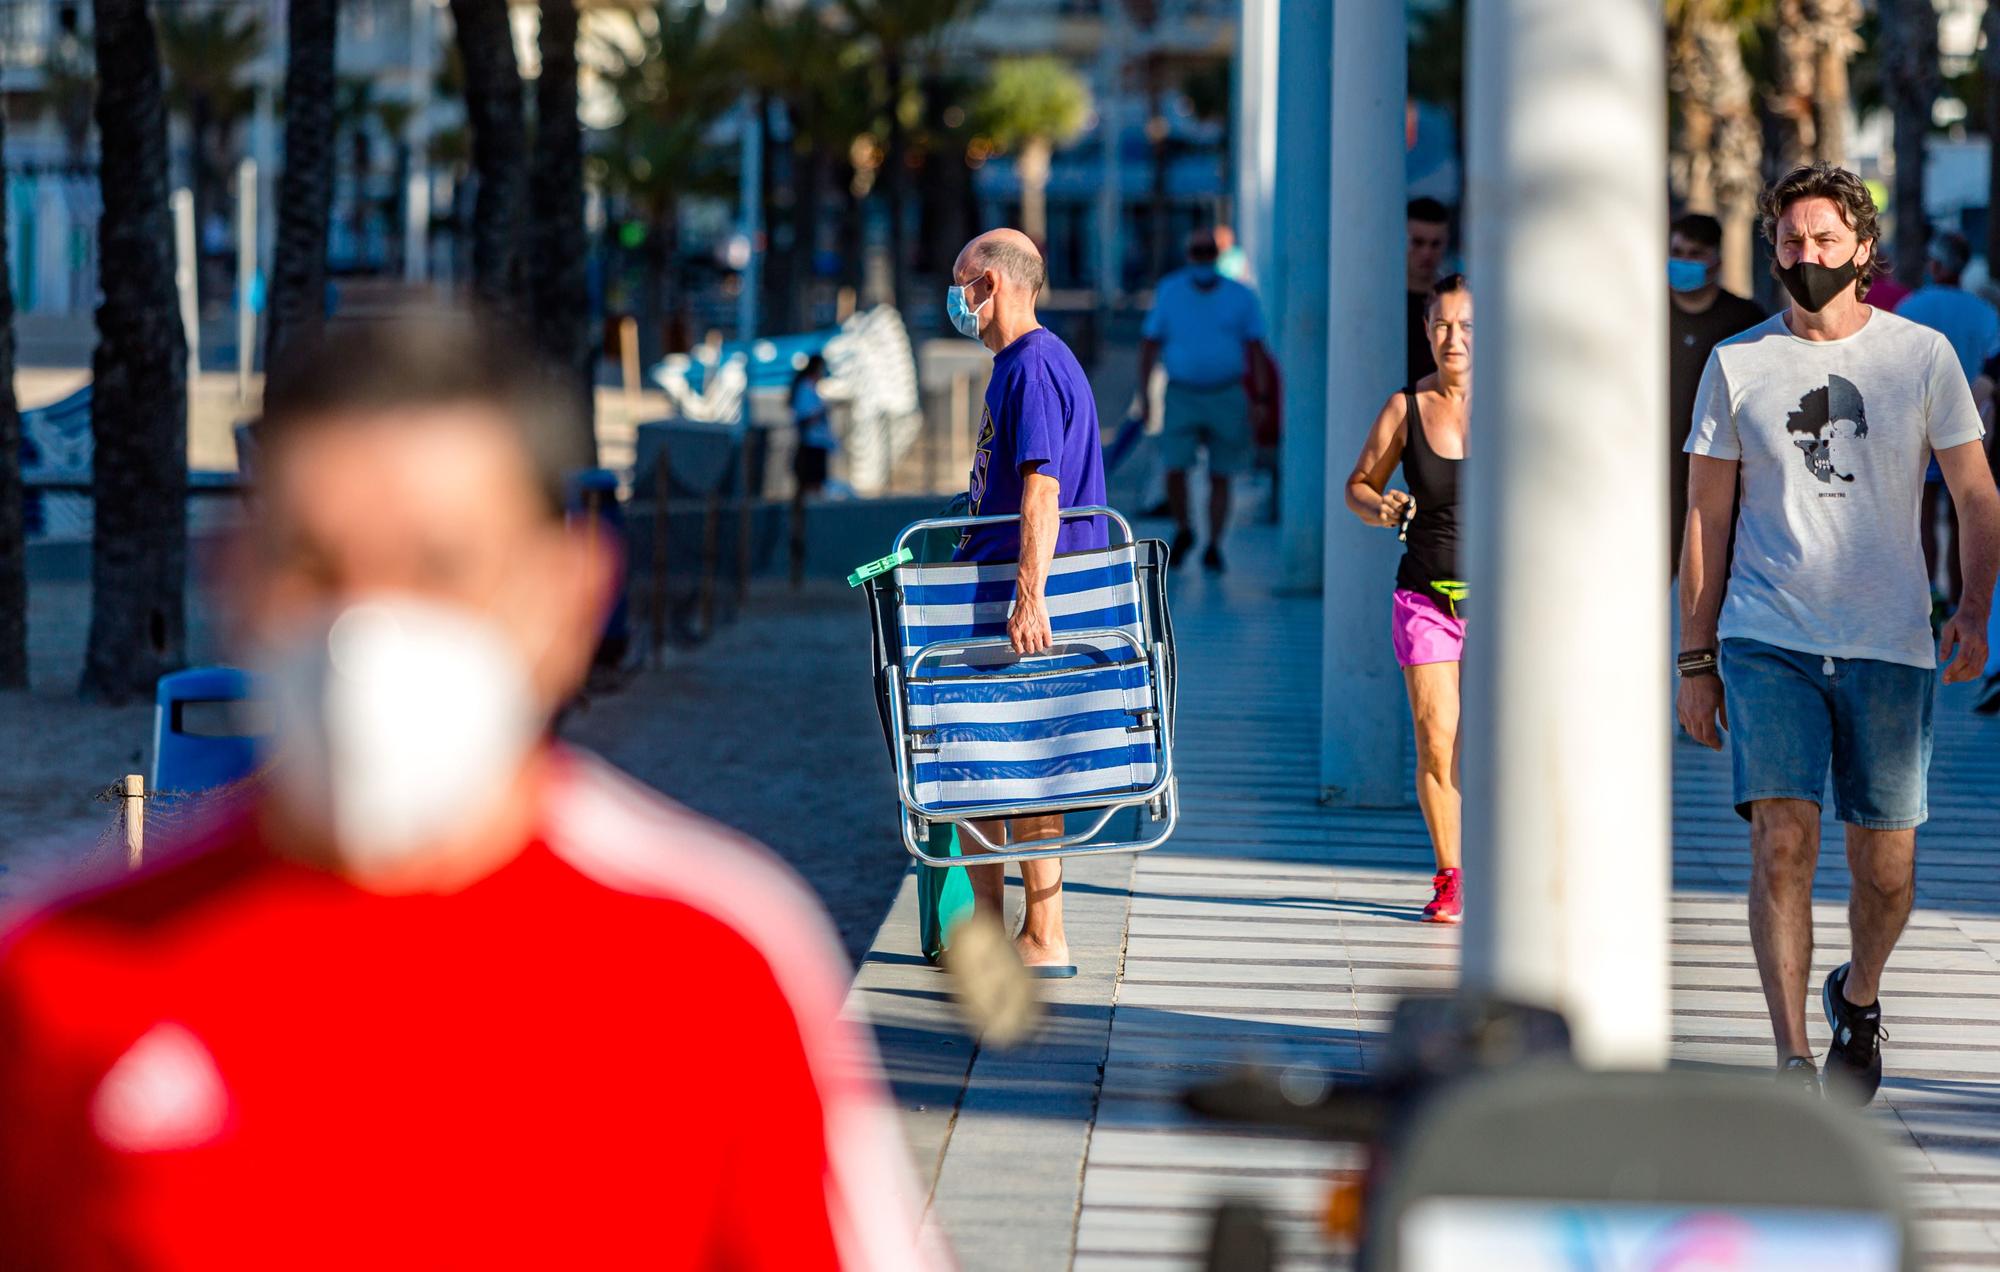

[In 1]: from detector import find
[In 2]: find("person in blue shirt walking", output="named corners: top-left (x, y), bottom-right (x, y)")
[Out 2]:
top-left (947, 227), bottom-right (1107, 976)
top-left (1894, 231), bottom-right (1999, 611)
top-left (1137, 229), bottom-right (1272, 572)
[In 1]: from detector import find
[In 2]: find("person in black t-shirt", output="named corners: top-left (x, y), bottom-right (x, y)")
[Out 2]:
top-left (1406, 199), bottom-right (1451, 383)
top-left (1668, 212), bottom-right (1765, 572)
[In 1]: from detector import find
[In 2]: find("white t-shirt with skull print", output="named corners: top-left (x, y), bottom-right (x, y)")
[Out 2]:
top-left (1685, 307), bottom-right (1985, 668)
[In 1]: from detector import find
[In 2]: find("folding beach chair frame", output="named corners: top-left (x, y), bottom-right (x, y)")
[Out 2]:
top-left (873, 506), bottom-right (1180, 869)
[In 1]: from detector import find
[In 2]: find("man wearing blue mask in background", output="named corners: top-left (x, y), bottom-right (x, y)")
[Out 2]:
top-left (947, 227), bottom-right (1107, 976)
top-left (1669, 212), bottom-right (1766, 573)
top-left (1136, 228), bottom-right (1271, 572)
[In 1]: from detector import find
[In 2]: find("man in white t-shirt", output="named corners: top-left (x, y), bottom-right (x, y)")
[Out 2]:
top-left (1679, 163), bottom-right (2000, 1104)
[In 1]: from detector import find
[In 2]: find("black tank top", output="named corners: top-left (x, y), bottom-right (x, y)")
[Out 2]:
top-left (1395, 388), bottom-right (1463, 600)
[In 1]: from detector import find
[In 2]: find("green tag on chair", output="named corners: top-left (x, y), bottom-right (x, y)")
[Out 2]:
top-left (848, 547), bottom-right (914, 588)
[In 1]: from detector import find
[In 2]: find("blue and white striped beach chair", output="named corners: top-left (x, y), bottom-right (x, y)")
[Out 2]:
top-left (862, 507), bottom-right (1178, 867)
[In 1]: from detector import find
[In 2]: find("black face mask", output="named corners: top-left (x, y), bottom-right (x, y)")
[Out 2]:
top-left (1776, 251), bottom-right (1861, 313)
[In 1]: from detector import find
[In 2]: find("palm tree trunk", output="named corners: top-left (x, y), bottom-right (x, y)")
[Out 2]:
top-left (1695, 15), bottom-right (1763, 297)
top-left (1879, 0), bottom-right (1939, 282)
top-left (190, 93), bottom-right (212, 305)
top-left (1809, 0), bottom-right (1861, 166)
top-left (1768, 0), bottom-right (1819, 171)
top-left (1018, 136), bottom-right (1052, 246)
top-left (265, 0), bottom-right (336, 368)
top-left (793, 143), bottom-right (828, 330)
top-left (84, 0), bottom-right (188, 704)
top-left (663, 205), bottom-right (688, 353)
top-left (758, 95), bottom-right (790, 339)
top-left (883, 46), bottom-right (907, 309)
top-left (0, 103), bottom-right (23, 690)
top-left (451, 0), bottom-right (528, 314)
top-left (529, 0), bottom-right (594, 469)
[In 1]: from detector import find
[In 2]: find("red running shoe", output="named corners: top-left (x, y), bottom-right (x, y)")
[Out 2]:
top-left (1422, 869), bottom-right (1462, 924)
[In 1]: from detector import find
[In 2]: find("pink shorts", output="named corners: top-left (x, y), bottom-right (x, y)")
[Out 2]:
top-left (1391, 588), bottom-right (1466, 667)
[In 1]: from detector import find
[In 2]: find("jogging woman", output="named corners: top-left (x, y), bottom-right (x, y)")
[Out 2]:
top-left (1343, 274), bottom-right (1471, 923)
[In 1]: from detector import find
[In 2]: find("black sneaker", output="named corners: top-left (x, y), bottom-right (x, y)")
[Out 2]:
top-left (1202, 545), bottom-right (1226, 573)
top-left (1776, 1055), bottom-right (1822, 1097)
top-left (1822, 962), bottom-right (1886, 1105)
top-left (1170, 528), bottom-right (1196, 570)
top-left (1974, 673), bottom-right (2000, 715)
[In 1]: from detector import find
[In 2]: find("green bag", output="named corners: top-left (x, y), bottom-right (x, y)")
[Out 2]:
top-left (918, 822), bottom-right (974, 965)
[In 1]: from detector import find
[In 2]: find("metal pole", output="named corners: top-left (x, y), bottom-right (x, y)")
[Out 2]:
top-left (171, 189), bottom-right (200, 400)
top-left (737, 95), bottom-right (763, 341)
top-left (620, 316), bottom-right (641, 410)
top-left (1461, 0), bottom-right (1671, 1068)
top-left (736, 426), bottom-right (754, 608)
top-left (122, 774), bottom-right (145, 868)
top-left (1318, 1), bottom-right (1406, 807)
top-left (649, 440), bottom-right (671, 665)
top-left (1275, 0), bottom-right (1332, 594)
top-left (405, 0), bottom-right (434, 285)
top-left (253, 53), bottom-right (277, 293)
top-left (236, 158), bottom-right (257, 399)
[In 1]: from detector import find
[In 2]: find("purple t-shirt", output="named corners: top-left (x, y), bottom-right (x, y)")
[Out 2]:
top-left (959, 327), bottom-right (1109, 563)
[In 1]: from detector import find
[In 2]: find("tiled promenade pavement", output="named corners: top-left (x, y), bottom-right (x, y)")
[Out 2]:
top-left (846, 522), bottom-right (2000, 1270)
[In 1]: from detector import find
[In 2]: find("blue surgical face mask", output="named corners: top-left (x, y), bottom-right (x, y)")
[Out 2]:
top-left (946, 283), bottom-right (989, 340)
top-left (1668, 258), bottom-right (1712, 293)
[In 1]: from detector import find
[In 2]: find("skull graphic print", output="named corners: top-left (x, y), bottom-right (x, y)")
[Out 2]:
top-left (1785, 373), bottom-right (1869, 484)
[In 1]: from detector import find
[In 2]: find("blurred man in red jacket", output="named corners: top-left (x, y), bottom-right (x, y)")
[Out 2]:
top-left (0, 312), bottom-right (940, 1271)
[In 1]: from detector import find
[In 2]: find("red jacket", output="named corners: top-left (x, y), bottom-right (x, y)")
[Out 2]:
top-left (0, 751), bottom-right (941, 1271)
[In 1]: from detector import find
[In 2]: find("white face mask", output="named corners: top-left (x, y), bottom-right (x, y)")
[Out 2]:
top-left (254, 597), bottom-right (544, 872)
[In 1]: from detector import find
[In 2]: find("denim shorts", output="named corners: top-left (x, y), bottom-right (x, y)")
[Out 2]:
top-left (1718, 638), bottom-right (1934, 829)
top-left (1159, 382), bottom-right (1252, 477)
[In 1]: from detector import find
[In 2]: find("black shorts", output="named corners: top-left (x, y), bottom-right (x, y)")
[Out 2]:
top-left (794, 445), bottom-right (830, 492)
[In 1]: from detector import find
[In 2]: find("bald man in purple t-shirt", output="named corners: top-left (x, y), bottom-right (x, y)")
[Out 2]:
top-left (946, 228), bottom-right (1108, 976)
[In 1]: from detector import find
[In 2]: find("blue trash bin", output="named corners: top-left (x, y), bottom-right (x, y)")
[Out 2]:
top-left (151, 667), bottom-right (265, 794)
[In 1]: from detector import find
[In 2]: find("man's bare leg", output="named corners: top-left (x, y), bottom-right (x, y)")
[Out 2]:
top-left (1748, 799), bottom-right (1824, 1063)
top-left (1841, 825), bottom-right (1916, 1007)
top-left (1166, 469), bottom-right (1191, 538)
top-left (1011, 814), bottom-right (1069, 967)
top-left (1207, 474), bottom-right (1231, 550)
top-left (965, 815), bottom-right (1070, 968)
top-left (967, 818), bottom-right (1007, 922)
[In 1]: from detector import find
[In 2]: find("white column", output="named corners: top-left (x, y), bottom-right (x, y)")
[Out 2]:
top-left (405, 0), bottom-right (435, 285)
top-left (1233, 0), bottom-right (1278, 303)
top-left (1275, 0), bottom-right (1331, 592)
top-left (236, 158), bottom-right (257, 399)
top-left (171, 188), bottom-right (200, 394)
top-left (1460, 0), bottom-right (1670, 1068)
top-left (1318, 0), bottom-right (1407, 806)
